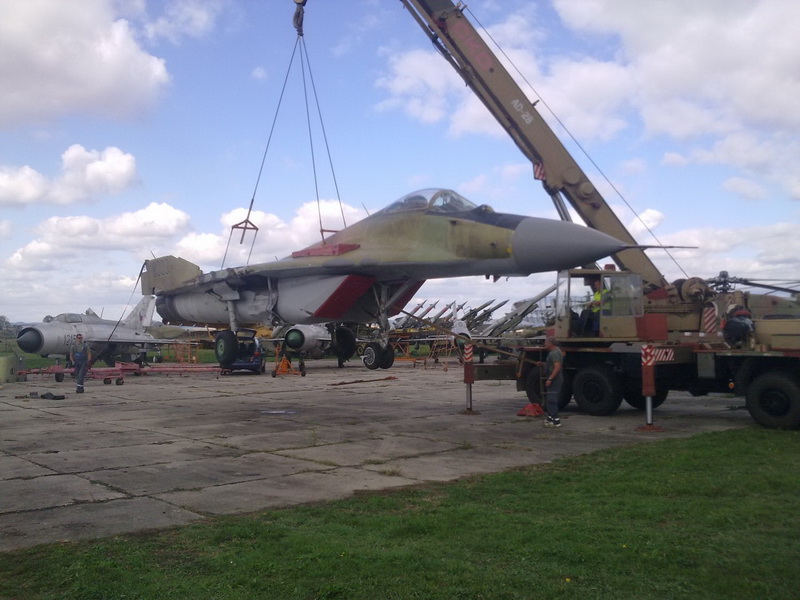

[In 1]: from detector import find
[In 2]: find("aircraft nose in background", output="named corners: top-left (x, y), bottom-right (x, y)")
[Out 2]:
top-left (511, 217), bottom-right (627, 273)
top-left (17, 328), bottom-right (44, 354)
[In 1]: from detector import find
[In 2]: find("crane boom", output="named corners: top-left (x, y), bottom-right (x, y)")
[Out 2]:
top-left (399, 0), bottom-right (668, 291)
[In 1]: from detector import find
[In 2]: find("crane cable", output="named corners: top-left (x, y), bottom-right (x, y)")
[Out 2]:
top-left (298, 34), bottom-right (348, 240)
top-left (224, 3), bottom-right (347, 267)
top-left (465, 6), bottom-right (689, 280)
top-left (294, 0), bottom-right (347, 239)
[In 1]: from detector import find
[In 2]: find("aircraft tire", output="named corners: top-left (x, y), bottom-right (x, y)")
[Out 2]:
top-left (362, 343), bottom-right (382, 370)
top-left (333, 327), bottom-right (357, 361)
top-left (215, 330), bottom-right (238, 365)
top-left (379, 344), bottom-right (395, 369)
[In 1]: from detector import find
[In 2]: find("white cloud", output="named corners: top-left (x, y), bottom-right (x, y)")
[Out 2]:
top-left (0, 220), bottom-right (12, 240)
top-left (656, 221), bottom-right (800, 281)
top-left (552, 0), bottom-right (800, 198)
top-left (143, 0), bottom-right (229, 44)
top-left (7, 203), bottom-right (191, 271)
top-left (627, 208), bottom-right (665, 239)
top-left (375, 48), bottom-right (465, 125)
top-left (0, 166), bottom-right (49, 206)
top-left (723, 177), bottom-right (767, 201)
top-left (662, 152), bottom-right (688, 167)
top-left (0, 145), bottom-right (137, 207)
top-left (378, 2), bottom-right (800, 203)
top-left (0, 0), bottom-right (169, 127)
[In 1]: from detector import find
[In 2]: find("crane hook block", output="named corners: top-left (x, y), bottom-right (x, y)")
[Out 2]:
top-left (293, 0), bottom-right (307, 36)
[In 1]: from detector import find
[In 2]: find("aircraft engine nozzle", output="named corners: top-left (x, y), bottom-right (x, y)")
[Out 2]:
top-left (511, 217), bottom-right (626, 274)
top-left (284, 327), bottom-right (308, 351)
top-left (282, 324), bottom-right (327, 358)
top-left (17, 328), bottom-right (44, 354)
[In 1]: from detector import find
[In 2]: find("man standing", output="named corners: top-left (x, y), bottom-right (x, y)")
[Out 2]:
top-left (539, 336), bottom-right (563, 428)
top-left (69, 334), bottom-right (91, 394)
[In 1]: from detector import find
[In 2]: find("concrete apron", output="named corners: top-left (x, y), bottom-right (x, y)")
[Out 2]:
top-left (0, 360), bottom-right (752, 551)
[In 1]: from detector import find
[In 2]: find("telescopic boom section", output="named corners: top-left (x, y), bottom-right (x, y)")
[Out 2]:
top-left (399, 0), bottom-right (668, 291)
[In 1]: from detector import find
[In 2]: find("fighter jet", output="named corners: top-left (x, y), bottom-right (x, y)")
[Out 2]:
top-left (271, 322), bottom-right (357, 367)
top-left (142, 188), bottom-right (628, 368)
top-left (16, 295), bottom-right (173, 365)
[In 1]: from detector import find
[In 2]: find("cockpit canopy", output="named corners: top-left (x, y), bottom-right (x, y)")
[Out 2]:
top-left (375, 188), bottom-right (490, 216)
top-left (55, 313), bottom-right (83, 324)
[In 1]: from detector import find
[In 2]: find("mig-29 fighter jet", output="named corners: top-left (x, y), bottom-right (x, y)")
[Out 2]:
top-left (142, 188), bottom-right (628, 368)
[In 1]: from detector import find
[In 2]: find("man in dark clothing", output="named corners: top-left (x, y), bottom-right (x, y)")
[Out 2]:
top-left (539, 336), bottom-right (563, 427)
top-left (69, 334), bottom-right (92, 394)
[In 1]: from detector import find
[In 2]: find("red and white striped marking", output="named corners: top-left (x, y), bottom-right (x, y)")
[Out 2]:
top-left (654, 348), bottom-right (674, 363)
top-left (702, 304), bottom-right (718, 333)
top-left (641, 344), bottom-right (655, 366)
top-left (464, 344), bottom-right (473, 363)
top-left (642, 345), bottom-right (674, 365)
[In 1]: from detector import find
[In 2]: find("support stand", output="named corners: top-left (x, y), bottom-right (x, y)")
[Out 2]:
top-left (461, 344), bottom-right (479, 415)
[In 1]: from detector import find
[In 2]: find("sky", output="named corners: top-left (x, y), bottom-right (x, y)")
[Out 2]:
top-left (2, 0), bottom-right (799, 324)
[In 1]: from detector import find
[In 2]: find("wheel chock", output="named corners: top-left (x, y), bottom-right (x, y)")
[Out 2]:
top-left (517, 403), bottom-right (545, 417)
top-left (273, 356), bottom-right (304, 377)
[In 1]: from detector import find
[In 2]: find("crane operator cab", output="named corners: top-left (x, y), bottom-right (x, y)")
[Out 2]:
top-left (553, 268), bottom-right (644, 340)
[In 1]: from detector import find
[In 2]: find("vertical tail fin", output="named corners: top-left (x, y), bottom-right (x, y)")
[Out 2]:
top-left (141, 255), bottom-right (203, 295)
top-left (123, 296), bottom-right (157, 330)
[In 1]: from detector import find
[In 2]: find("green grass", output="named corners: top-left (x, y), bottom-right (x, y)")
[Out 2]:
top-left (2, 428), bottom-right (799, 599)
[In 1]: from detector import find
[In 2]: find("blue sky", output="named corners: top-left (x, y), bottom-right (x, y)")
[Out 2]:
top-left (2, 0), bottom-right (799, 323)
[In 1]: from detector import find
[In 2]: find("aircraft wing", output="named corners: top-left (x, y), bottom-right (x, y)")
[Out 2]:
top-left (84, 335), bottom-right (181, 346)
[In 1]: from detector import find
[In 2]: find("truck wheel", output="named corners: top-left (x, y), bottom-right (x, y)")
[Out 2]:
top-left (573, 365), bottom-right (623, 416)
top-left (524, 365), bottom-right (544, 403)
top-left (558, 373), bottom-right (574, 410)
top-left (623, 386), bottom-right (668, 410)
top-left (746, 371), bottom-right (800, 430)
top-left (214, 330), bottom-right (238, 365)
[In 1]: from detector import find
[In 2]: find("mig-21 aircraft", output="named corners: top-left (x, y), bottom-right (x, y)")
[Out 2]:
top-left (16, 295), bottom-right (175, 365)
top-left (142, 188), bottom-right (629, 368)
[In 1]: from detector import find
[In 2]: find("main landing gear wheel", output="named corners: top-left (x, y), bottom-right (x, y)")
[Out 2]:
top-left (214, 330), bottom-right (238, 365)
top-left (379, 344), bottom-right (395, 369)
top-left (363, 343), bottom-right (394, 370)
top-left (362, 343), bottom-right (382, 370)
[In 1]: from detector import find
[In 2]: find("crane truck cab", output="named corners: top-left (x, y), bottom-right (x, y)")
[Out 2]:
top-left (553, 268), bottom-right (645, 341)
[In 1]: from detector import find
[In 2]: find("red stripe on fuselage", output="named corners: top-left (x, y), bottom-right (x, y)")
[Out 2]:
top-left (312, 275), bottom-right (376, 320)
top-left (388, 280), bottom-right (425, 317)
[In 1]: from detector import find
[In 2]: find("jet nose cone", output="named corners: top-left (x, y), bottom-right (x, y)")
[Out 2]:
top-left (511, 217), bottom-right (626, 273)
top-left (17, 328), bottom-right (44, 354)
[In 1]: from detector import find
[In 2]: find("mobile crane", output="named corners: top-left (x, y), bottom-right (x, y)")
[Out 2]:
top-left (399, 0), bottom-right (800, 428)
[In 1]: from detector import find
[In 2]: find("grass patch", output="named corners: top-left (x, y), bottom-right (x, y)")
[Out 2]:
top-left (1, 428), bottom-right (798, 599)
